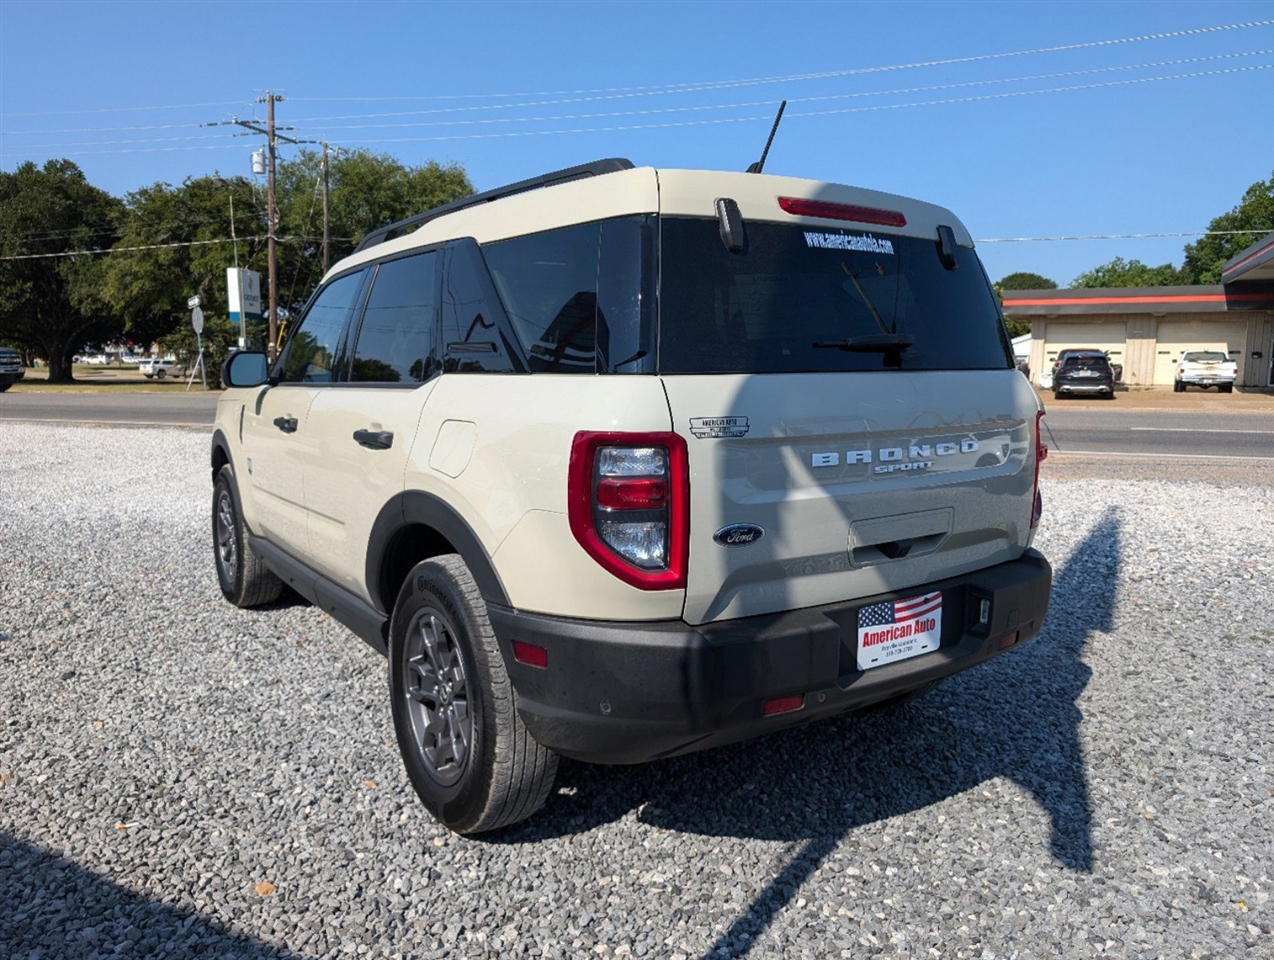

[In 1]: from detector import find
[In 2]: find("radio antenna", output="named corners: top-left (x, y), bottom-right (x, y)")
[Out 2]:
top-left (746, 101), bottom-right (787, 174)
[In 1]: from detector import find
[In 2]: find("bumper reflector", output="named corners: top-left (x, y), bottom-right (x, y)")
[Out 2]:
top-left (512, 640), bottom-right (549, 669)
top-left (762, 694), bottom-right (805, 717)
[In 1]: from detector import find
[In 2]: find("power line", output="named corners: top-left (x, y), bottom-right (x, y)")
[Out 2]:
top-left (4, 19), bottom-right (1271, 134)
top-left (2, 230), bottom-right (1263, 263)
top-left (294, 51), bottom-right (1273, 134)
top-left (0, 236), bottom-right (267, 261)
top-left (0, 99), bottom-right (249, 119)
top-left (16, 49), bottom-right (1267, 149)
top-left (315, 64), bottom-right (1273, 146)
top-left (976, 230), bottom-right (1269, 242)
top-left (7, 61), bottom-right (1266, 160)
top-left (287, 18), bottom-right (1274, 108)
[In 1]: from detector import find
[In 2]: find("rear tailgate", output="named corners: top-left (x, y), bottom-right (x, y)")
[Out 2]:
top-left (663, 370), bottom-right (1039, 625)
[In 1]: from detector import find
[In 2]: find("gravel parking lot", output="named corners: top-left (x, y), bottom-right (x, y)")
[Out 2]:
top-left (1, 423), bottom-right (1271, 960)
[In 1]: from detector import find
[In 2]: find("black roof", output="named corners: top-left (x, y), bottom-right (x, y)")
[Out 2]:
top-left (353, 158), bottom-right (635, 254)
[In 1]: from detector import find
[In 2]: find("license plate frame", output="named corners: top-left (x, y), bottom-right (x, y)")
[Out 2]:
top-left (856, 591), bottom-right (943, 671)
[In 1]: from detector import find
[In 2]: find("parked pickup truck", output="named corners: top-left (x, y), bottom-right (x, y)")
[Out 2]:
top-left (1174, 351), bottom-right (1238, 393)
top-left (0, 347), bottom-right (24, 392)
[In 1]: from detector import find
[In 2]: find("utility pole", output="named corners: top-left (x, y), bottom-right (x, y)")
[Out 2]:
top-left (203, 92), bottom-right (311, 361)
top-left (322, 142), bottom-right (331, 273)
top-left (265, 94), bottom-right (279, 360)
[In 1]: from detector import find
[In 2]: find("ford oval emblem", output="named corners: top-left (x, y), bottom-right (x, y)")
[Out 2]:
top-left (714, 523), bottom-right (765, 547)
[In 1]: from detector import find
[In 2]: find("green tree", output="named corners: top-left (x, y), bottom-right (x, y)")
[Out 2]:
top-left (1182, 172), bottom-right (1274, 284)
top-left (1071, 257), bottom-right (1185, 288)
top-left (275, 149), bottom-right (473, 317)
top-left (997, 271), bottom-right (1057, 292)
top-left (101, 174), bottom-right (266, 350)
top-left (0, 160), bottom-right (124, 382)
top-left (994, 272), bottom-right (1056, 338)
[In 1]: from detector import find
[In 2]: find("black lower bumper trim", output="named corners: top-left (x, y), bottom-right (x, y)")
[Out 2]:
top-left (489, 550), bottom-right (1052, 764)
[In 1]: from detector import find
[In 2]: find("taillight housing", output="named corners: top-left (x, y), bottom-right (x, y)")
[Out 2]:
top-left (568, 432), bottom-right (689, 590)
top-left (1032, 410), bottom-right (1047, 528)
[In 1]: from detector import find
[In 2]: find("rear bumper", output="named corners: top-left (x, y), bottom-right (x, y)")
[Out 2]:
top-left (1055, 380), bottom-right (1113, 394)
top-left (489, 550), bottom-right (1052, 763)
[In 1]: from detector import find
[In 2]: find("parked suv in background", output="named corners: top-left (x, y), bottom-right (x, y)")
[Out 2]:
top-left (211, 159), bottom-right (1053, 833)
top-left (0, 346), bottom-right (23, 389)
top-left (1053, 350), bottom-right (1115, 400)
top-left (0, 347), bottom-right (23, 392)
top-left (138, 357), bottom-right (183, 379)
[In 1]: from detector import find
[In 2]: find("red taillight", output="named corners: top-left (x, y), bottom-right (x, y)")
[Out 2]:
top-left (568, 431), bottom-right (689, 590)
top-left (511, 640), bottom-right (549, 669)
top-left (596, 476), bottom-right (667, 510)
top-left (1032, 410), bottom-right (1047, 528)
top-left (778, 196), bottom-right (907, 227)
top-left (762, 694), bottom-right (805, 717)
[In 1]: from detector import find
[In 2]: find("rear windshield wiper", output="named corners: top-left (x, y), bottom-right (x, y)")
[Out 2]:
top-left (812, 334), bottom-right (915, 353)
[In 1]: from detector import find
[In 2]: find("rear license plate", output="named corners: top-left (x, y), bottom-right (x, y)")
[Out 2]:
top-left (857, 592), bottom-right (943, 671)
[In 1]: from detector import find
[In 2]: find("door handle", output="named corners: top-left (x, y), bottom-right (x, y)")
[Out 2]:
top-left (273, 416), bottom-right (298, 433)
top-left (353, 429), bottom-right (394, 450)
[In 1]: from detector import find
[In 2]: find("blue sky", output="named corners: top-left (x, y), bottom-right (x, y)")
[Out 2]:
top-left (2, 0), bottom-right (1271, 286)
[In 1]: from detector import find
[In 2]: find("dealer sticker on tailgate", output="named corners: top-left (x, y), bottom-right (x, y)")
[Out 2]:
top-left (856, 592), bottom-right (943, 671)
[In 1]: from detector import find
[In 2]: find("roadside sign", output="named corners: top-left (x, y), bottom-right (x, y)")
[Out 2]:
top-left (191, 306), bottom-right (205, 335)
top-left (187, 295), bottom-right (201, 309)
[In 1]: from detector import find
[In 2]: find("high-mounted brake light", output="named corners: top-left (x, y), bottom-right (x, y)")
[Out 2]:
top-left (778, 196), bottom-right (907, 228)
top-left (568, 432), bottom-right (689, 590)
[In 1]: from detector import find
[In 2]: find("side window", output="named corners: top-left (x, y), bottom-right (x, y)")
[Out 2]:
top-left (440, 240), bottom-right (523, 374)
top-left (484, 223), bottom-right (601, 373)
top-left (597, 217), bottom-right (655, 374)
top-left (278, 271), bottom-right (364, 383)
top-left (350, 252), bottom-right (440, 383)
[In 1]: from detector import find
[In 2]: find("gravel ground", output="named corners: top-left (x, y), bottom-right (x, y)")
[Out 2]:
top-left (1, 422), bottom-right (1271, 960)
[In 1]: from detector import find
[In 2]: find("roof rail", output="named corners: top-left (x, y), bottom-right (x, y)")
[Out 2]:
top-left (353, 158), bottom-right (636, 253)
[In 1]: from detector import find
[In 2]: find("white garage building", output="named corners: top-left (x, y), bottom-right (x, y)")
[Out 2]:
top-left (1002, 231), bottom-right (1274, 389)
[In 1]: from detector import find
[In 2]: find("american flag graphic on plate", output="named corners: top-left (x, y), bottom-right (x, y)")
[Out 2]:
top-left (856, 591), bottom-right (943, 671)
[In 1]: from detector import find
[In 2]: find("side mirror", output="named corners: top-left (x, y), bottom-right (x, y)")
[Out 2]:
top-left (222, 350), bottom-right (270, 388)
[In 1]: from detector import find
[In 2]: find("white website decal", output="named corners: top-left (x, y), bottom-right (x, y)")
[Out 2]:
top-left (804, 231), bottom-right (895, 255)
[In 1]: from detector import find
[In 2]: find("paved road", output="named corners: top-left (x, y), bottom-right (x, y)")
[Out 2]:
top-left (4, 392), bottom-right (1272, 459)
top-left (1043, 406), bottom-right (1274, 459)
top-left (0, 391), bottom-right (219, 427)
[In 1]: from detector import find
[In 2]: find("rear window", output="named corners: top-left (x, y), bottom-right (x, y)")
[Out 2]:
top-left (1183, 351), bottom-right (1228, 362)
top-left (1062, 355), bottom-right (1110, 369)
top-left (657, 218), bottom-right (1011, 374)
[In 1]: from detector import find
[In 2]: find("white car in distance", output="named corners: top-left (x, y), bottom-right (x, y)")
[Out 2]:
top-left (138, 358), bottom-right (184, 379)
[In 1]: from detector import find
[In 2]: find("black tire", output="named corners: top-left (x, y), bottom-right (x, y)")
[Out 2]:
top-left (389, 555), bottom-right (557, 834)
top-left (156, 368), bottom-right (166, 379)
top-left (0, 382), bottom-right (10, 393)
top-left (212, 464), bottom-right (282, 607)
top-left (1052, 390), bottom-right (1063, 401)
top-left (1174, 381), bottom-right (1184, 393)
top-left (1220, 383), bottom-right (1234, 394)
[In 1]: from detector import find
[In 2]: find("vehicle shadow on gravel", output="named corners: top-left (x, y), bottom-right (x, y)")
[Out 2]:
top-left (0, 833), bottom-right (299, 960)
top-left (500, 510), bottom-right (1120, 958)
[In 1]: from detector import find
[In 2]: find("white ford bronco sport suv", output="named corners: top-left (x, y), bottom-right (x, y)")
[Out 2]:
top-left (212, 159), bottom-right (1052, 834)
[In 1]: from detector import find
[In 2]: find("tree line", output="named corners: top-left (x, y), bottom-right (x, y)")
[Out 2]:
top-left (995, 171), bottom-right (1274, 335)
top-left (0, 151), bottom-right (472, 383)
top-left (1, 159), bottom-right (1270, 378)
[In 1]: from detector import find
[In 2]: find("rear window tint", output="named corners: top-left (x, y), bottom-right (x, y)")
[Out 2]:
top-left (1063, 355), bottom-right (1109, 369)
top-left (1183, 351), bottom-right (1228, 362)
top-left (657, 218), bottom-right (1010, 374)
